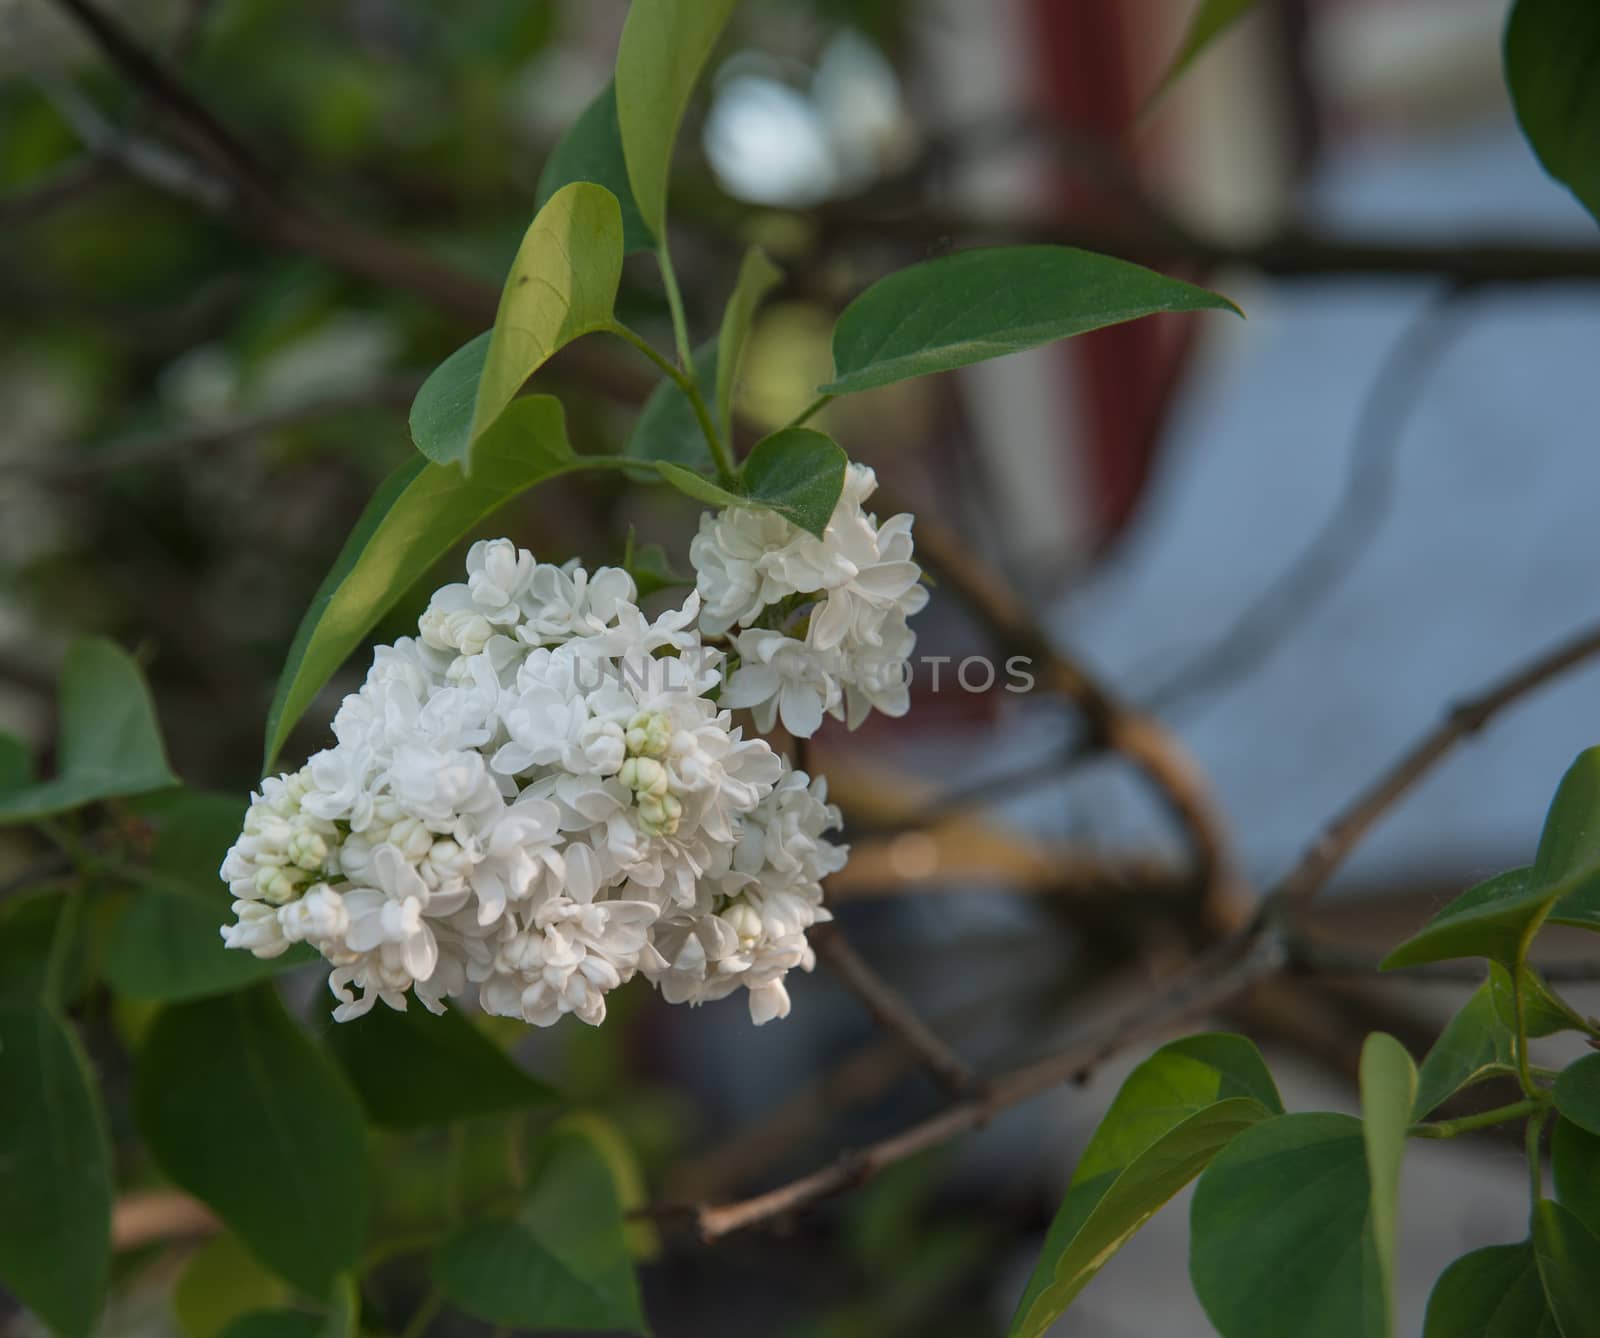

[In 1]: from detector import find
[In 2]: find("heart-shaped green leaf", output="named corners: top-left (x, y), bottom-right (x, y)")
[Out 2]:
top-left (614, 0), bottom-right (739, 238)
top-left (0, 1005), bottom-right (112, 1338)
top-left (265, 395), bottom-right (581, 770)
top-left (135, 988), bottom-right (368, 1296)
top-left (822, 245), bottom-right (1239, 396)
top-left (1191, 1113), bottom-right (1385, 1338)
top-left (321, 1005), bottom-right (558, 1130)
top-left (434, 1125), bottom-right (645, 1333)
top-left (1412, 984), bottom-right (1516, 1119)
top-left (0, 638), bottom-right (177, 824)
top-left (1423, 1241), bottom-right (1559, 1337)
top-left (1504, 0), bottom-right (1600, 229)
top-left (738, 428), bottom-right (848, 538)
top-left (536, 80), bottom-right (654, 254)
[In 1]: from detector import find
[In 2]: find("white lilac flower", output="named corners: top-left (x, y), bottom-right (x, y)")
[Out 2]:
top-left (220, 540), bottom-right (849, 1031)
top-left (689, 463), bottom-right (925, 736)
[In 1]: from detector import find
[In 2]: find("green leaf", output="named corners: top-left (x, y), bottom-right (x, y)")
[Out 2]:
top-left (217, 1314), bottom-right (321, 1338)
top-left (468, 183), bottom-right (624, 462)
top-left (1360, 1032), bottom-right (1416, 1333)
top-left (1149, 1), bottom-right (1261, 104)
top-left (0, 638), bottom-right (178, 824)
top-left (434, 1125), bottom-right (646, 1333)
top-left (106, 792), bottom-right (317, 999)
top-left (1190, 1113), bottom-right (1385, 1338)
top-left (264, 395), bottom-right (581, 770)
top-left (1554, 1053), bottom-right (1600, 1136)
top-left (1412, 984), bottom-right (1516, 1119)
top-left (1423, 1241), bottom-right (1559, 1338)
top-left (408, 332), bottom-right (491, 470)
top-left (1532, 747), bottom-right (1600, 891)
top-left (715, 247), bottom-right (782, 437)
top-left (173, 1234), bottom-right (289, 1338)
top-left (0, 893), bottom-right (89, 1007)
top-left (1504, 0), bottom-right (1600, 229)
top-left (822, 245), bottom-right (1239, 396)
top-left (1553, 1118), bottom-right (1600, 1240)
top-left (739, 428), bottom-right (848, 538)
top-left (623, 338), bottom-right (717, 472)
top-left (0, 733), bottom-right (29, 790)
top-left (537, 81), bottom-right (655, 254)
top-left (1532, 1199), bottom-right (1600, 1337)
top-left (1009, 1034), bottom-right (1281, 1337)
top-left (321, 1005), bottom-right (558, 1129)
top-left (1011, 1099), bottom-right (1265, 1337)
top-left (614, 0), bottom-right (739, 237)
top-left (1490, 963), bottom-right (1591, 1039)
top-left (135, 988), bottom-right (368, 1296)
top-left (1384, 745), bottom-right (1600, 966)
top-left (0, 1006), bottom-right (112, 1338)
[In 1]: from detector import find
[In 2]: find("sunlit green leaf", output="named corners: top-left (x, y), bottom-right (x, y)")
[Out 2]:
top-left (1360, 1032), bottom-right (1416, 1333)
top-left (434, 1125), bottom-right (646, 1333)
top-left (264, 395), bottom-right (581, 770)
top-left (1009, 1034), bottom-right (1280, 1337)
top-left (1423, 1241), bottom-right (1558, 1337)
top-left (1504, 0), bottom-right (1600, 229)
top-left (822, 245), bottom-right (1239, 396)
top-left (468, 183), bottom-right (624, 462)
top-left (615, 0), bottom-right (739, 237)
top-left (715, 247), bottom-right (782, 437)
top-left (0, 638), bottom-right (177, 824)
top-left (1412, 984), bottom-right (1515, 1119)
top-left (135, 988), bottom-right (367, 1296)
top-left (321, 1005), bottom-right (558, 1129)
top-left (0, 1006), bottom-right (112, 1338)
top-left (1191, 1113), bottom-right (1385, 1338)
top-left (537, 81), bottom-right (654, 254)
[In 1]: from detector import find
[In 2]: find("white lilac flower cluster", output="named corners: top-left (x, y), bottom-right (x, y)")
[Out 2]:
top-left (220, 465), bottom-right (920, 1029)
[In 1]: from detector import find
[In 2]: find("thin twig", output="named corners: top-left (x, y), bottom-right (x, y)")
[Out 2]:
top-left (1273, 619), bottom-right (1600, 909)
top-left (812, 926), bottom-right (976, 1096)
top-left (669, 618), bottom-right (1600, 1239)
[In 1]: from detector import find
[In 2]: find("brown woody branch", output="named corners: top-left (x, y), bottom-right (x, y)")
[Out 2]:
top-left (811, 926), bottom-right (976, 1096)
top-left (677, 619), bottom-right (1600, 1239)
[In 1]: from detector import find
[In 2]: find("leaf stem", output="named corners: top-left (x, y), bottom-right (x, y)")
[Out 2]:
top-left (605, 320), bottom-right (737, 487)
top-left (1410, 1097), bottom-right (1545, 1139)
top-left (397, 1289), bottom-right (443, 1338)
top-left (656, 241), bottom-right (694, 372)
top-left (1527, 1106), bottom-right (1548, 1203)
top-left (784, 393), bottom-right (835, 430)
